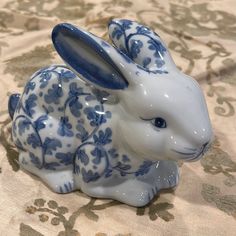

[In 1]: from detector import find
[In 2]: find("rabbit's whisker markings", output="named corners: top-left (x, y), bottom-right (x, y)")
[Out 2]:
top-left (184, 147), bottom-right (197, 151)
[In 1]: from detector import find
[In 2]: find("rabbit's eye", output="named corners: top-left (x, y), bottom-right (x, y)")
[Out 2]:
top-left (152, 117), bottom-right (167, 128)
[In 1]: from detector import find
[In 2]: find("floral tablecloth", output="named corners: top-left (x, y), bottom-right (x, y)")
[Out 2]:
top-left (0, 0), bottom-right (236, 235)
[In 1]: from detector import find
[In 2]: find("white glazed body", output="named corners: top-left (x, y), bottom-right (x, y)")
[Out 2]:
top-left (9, 19), bottom-right (213, 206)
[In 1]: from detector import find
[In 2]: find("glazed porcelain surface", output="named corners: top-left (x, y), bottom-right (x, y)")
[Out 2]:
top-left (8, 19), bottom-right (213, 207)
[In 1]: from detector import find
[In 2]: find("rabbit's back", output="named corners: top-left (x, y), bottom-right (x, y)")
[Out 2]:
top-left (12, 65), bottom-right (106, 171)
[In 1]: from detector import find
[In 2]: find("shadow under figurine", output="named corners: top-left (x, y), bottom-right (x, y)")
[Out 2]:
top-left (8, 19), bottom-right (213, 207)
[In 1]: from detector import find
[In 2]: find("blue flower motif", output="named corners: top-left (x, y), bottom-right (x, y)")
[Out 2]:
top-left (55, 152), bottom-right (74, 165)
top-left (76, 123), bottom-right (88, 141)
top-left (129, 39), bottom-right (143, 59)
top-left (34, 115), bottom-right (48, 131)
top-left (111, 26), bottom-right (123, 40)
top-left (66, 82), bottom-right (85, 117)
top-left (122, 154), bottom-right (130, 163)
top-left (69, 82), bottom-right (84, 96)
top-left (112, 26), bottom-right (123, 40)
top-left (18, 119), bottom-right (31, 135)
top-left (77, 149), bottom-right (89, 166)
top-left (91, 146), bottom-right (105, 164)
top-left (135, 160), bottom-right (154, 176)
top-left (108, 148), bottom-right (119, 158)
top-left (39, 70), bottom-right (52, 89)
top-left (93, 128), bottom-right (112, 145)
top-left (42, 137), bottom-right (62, 155)
top-left (84, 106), bottom-right (101, 127)
top-left (29, 152), bottom-right (41, 168)
top-left (120, 19), bottom-right (133, 30)
top-left (143, 57), bottom-right (152, 68)
top-left (15, 138), bottom-right (24, 150)
top-left (44, 83), bottom-right (63, 104)
top-left (147, 39), bottom-right (167, 68)
top-left (24, 81), bottom-right (35, 94)
top-left (81, 168), bottom-right (100, 183)
top-left (59, 69), bottom-right (76, 82)
top-left (57, 116), bottom-right (74, 137)
top-left (24, 94), bottom-right (37, 117)
top-left (44, 162), bottom-right (60, 170)
top-left (111, 20), bottom-right (132, 40)
top-left (27, 133), bottom-right (41, 148)
top-left (136, 25), bottom-right (152, 34)
top-left (68, 97), bottom-right (83, 117)
top-left (84, 105), bottom-right (111, 127)
top-left (155, 58), bottom-right (165, 68)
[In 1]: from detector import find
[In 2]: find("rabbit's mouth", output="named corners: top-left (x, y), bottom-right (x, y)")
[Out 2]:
top-left (171, 142), bottom-right (211, 162)
top-left (188, 142), bottom-right (211, 162)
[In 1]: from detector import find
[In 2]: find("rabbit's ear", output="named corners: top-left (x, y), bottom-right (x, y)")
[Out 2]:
top-left (108, 19), bottom-right (177, 74)
top-left (52, 23), bottom-right (138, 90)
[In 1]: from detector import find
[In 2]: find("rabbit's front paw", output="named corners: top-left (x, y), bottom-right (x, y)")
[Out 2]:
top-left (81, 180), bottom-right (156, 207)
top-left (40, 170), bottom-right (75, 193)
top-left (113, 180), bottom-right (156, 207)
top-left (154, 160), bottom-right (179, 190)
top-left (138, 160), bottom-right (179, 191)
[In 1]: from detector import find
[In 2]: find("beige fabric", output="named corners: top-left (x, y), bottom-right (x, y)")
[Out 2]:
top-left (0, 0), bottom-right (236, 235)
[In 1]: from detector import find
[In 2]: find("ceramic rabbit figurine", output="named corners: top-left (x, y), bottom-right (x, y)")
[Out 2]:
top-left (8, 19), bottom-right (213, 207)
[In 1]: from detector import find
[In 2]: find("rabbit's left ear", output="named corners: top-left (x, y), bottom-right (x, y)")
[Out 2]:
top-left (52, 23), bottom-right (138, 90)
top-left (108, 19), bottom-right (177, 74)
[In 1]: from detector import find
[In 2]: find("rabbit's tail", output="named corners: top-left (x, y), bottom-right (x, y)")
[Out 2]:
top-left (8, 93), bottom-right (20, 120)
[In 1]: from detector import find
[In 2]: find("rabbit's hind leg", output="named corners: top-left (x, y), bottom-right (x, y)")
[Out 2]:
top-left (39, 169), bottom-right (76, 194)
top-left (19, 151), bottom-right (76, 193)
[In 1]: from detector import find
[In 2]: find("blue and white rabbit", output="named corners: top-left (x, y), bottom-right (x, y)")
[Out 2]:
top-left (8, 19), bottom-right (213, 206)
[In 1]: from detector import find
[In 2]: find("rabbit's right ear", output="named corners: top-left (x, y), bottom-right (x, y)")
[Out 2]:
top-left (52, 23), bottom-right (139, 90)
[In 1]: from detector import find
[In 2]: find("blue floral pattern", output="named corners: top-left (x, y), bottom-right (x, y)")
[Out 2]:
top-left (55, 152), bottom-right (74, 165)
top-left (44, 83), bottom-right (63, 104)
top-left (34, 115), bottom-right (48, 131)
top-left (109, 19), bottom-right (168, 73)
top-left (111, 19), bottom-right (132, 40)
top-left (29, 152), bottom-right (41, 168)
top-left (130, 40), bottom-right (143, 59)
top-left (57, 116), bottom-right (74, 137)
top-left (27, 133), bottom-right (41, 148)
top-left (24, 94), bottom-right (37, 117)
top-left (12, 64), bottom-right (156, 185)
top-left (24, 81), bottom-right (35, 94)
top-left (39, 70), bottom-right (52, 89)
top-left (59, 69), bottom-right (76, 82)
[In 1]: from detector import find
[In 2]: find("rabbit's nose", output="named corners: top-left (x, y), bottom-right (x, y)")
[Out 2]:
top-left (193, 126), bottom-right (213, 148)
